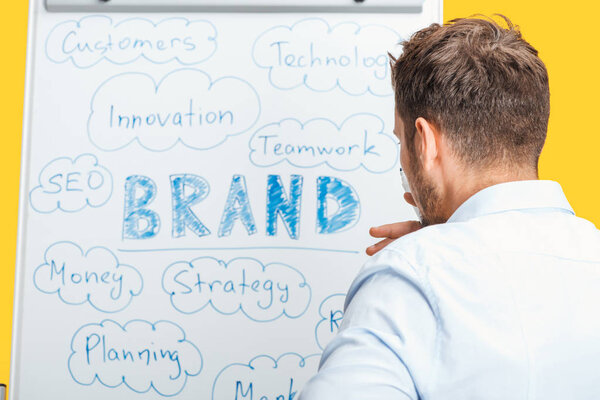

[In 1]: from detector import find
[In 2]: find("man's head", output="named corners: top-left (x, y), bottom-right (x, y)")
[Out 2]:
top-left (391, 16), bottom-right (550, 225)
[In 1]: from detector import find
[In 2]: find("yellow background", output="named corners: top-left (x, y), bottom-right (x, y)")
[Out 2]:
top-left (0, 0), bottom-right (598, 388)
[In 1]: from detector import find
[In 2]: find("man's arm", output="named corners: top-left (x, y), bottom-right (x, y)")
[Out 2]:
top-left (300, 249), bottom-right (438, 400)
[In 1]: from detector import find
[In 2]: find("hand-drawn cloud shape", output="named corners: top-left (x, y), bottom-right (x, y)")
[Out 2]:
top-left (46, 15), bottom-right (217, 68)
top-left (33, 241), bottom-right (143, 313)
top-left (212, 353), bottom-right (320, 400)
top-left (249, 113), bottom-right (398, 173)
top-left (88, 69), bottom-right (261, 152)
top-left (315, 293), bottom-right (346, 351)
top-left (69, 319), bottom-right (203, 397)
top-left (162, 256), bottom-right (311, 322)
top-left (252, 18), bottom-right (400, 96)
top-left (29, 154), bottom-right (113, 213)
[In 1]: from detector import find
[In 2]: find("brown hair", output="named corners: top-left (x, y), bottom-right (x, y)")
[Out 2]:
top-left (390, 15), bottom-right (549, 169)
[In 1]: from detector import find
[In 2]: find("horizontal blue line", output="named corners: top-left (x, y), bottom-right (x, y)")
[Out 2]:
top-left (117, 246), bottom-right (359, 254)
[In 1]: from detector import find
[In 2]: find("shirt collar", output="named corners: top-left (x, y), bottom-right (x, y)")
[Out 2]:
top-left (447, 180), bottom-right (575, 223)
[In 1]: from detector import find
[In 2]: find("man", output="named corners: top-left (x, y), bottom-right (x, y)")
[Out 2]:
top-left (300, 16), bottom-right (600, 399)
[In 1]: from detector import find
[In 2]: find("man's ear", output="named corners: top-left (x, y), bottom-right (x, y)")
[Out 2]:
top-left (414, 117), bottom-right (440, 171)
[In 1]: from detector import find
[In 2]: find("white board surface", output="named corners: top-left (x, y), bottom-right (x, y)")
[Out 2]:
top-left (10, 1), bottom-right (442, 398)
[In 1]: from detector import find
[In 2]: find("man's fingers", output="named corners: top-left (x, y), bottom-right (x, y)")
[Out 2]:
top-left (367, 216), bottom-right (422, 257)
top-left (366, 221), bottom-right (421, 256)
top-left (366, 238), bottom-right (395, 256)
top-left (369, 221), bottom-right (421, 239)
top-left (404, 192), bottom-right (417, 207)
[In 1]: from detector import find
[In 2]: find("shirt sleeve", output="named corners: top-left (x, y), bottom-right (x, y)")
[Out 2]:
top-left (299, 248), bottom-right (439, 400)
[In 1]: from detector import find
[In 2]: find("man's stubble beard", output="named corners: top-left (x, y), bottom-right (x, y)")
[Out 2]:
top-left (406, 152), bottom-right (447, 227)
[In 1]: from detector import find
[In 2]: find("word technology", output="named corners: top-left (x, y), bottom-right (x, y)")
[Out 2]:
top-left (123, 174), bottom-right (361, 240)
top-left (270, 41), bottom-right (389, 79)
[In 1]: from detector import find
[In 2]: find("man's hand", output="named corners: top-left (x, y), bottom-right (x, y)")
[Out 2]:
top-left (366, 193), bottom-right (422, 256)
top-left (366, 221), bottom-right (421, 255)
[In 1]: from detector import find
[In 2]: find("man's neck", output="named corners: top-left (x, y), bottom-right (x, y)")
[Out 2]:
top-left (442, 166), bottom-right (539, 221)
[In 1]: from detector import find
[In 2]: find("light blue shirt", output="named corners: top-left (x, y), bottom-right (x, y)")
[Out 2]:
top-left (301, 180), bottom-right (600, 400)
